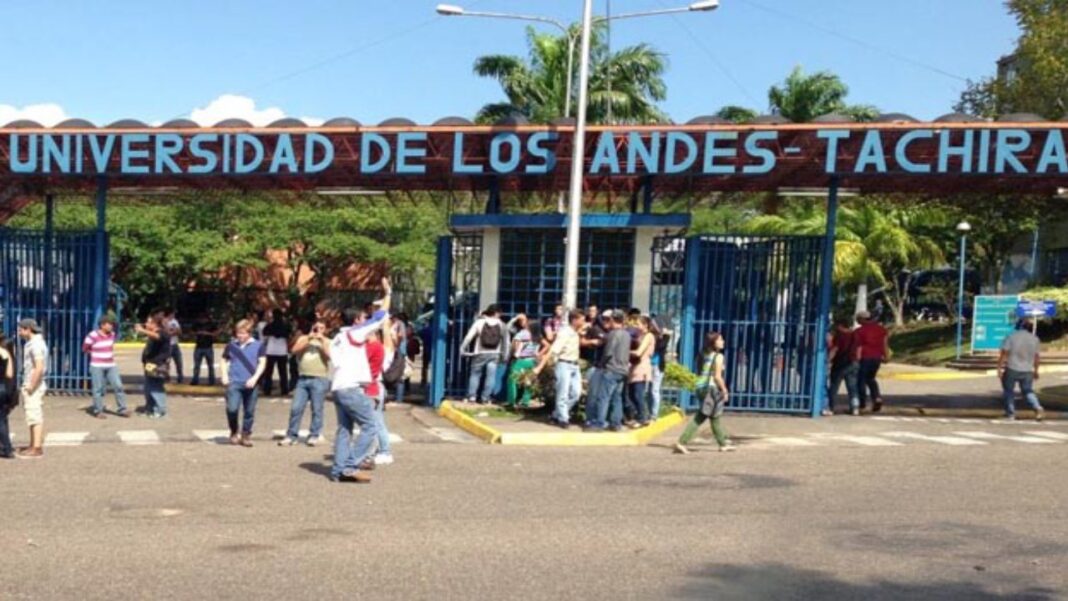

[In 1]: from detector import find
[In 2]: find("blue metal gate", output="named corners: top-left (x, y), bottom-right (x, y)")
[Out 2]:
top-left (429, 233), bottom-right (482, 406)
top-left (661, 235), bottom-right (825, 415)
top-left (0, 228), bottom-right (109, 392)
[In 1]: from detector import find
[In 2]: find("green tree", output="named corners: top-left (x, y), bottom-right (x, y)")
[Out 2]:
top-left (956, 0), bottom-right (1068, 118)
top-left (745, 200), bottom-right (944, 326)
top-left (767, 66), bottom-right (879, 122)
top-left (473, 23), bottom-right (668, 124)
top-left (714, 105), bottom-right (759, 123)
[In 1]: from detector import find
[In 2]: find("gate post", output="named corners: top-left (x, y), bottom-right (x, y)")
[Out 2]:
top-left (677, 236), bottom-right (702, 411)
top-left (93, 176), bottom-right (108, 323)
top-left (810, 178), bottom-right (840, 418)
top-left (430, 236), bottom-right (453, 408)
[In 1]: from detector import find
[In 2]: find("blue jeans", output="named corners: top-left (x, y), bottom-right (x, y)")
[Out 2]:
top-left (585, 367), bottom-right (603, 424)
top-left (650, 365), bottom-right (664, 419)
top-left (170, 345), bottom-right (184, 383)
top-left (143, 376), bottom-right (167, 417)
top-left (225, 384), bottom-right (260, 435)
top-left (1001, 369), bottom-right (1043, 417)
top-left (827, 362), bottom-right (859, 411)
top-left (90, 365), bottom-right (127, 414)
top-left (467, 354), bottom-right (498, 402)
top-left (553, 362), bottom-right (581, 424)
top-left (0, 406), bottom-right (12, 456)
top-left (191, 348), bottom-right (215, 385)
top-left (287, 376), bottom-right (329, 439)
top-left (629, 381), bottom-right (650, 423)
top-left (375, 388), bottom-right (391, 455)
top-left (331, 387), bottom-right (378, 479)
top-left (596, 371), bottom-right (626, 429)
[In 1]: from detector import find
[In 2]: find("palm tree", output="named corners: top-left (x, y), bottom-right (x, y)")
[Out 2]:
top-left (473, 23), bottom-right (668, 124)
top-left (768, 66), bottom-right (878, 123)
top-left (746, 201), bottom-right (944, 325)
top-left (715, 105), bottom-right (759, 123)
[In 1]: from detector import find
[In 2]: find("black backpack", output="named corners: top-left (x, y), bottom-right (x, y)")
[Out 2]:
top-left (382, 349), bottom-right (406, 386)
top-left (479, 323), bottom-right (502, 349)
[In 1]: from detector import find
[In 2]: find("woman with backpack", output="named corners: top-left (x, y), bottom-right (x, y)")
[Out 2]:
top-left (674, 332), bottom-right (736, 454)
top-left (0, 332), bottom-right (16, 459)
top-left (460, 305), bottom-right (506, 404)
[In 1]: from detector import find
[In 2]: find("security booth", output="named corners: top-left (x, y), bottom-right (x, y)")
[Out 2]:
top-left (2, 117), bottom-right (1067, 413)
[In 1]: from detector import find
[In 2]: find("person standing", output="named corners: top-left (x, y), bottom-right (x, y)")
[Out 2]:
top-left (221, 320), bottom-right (267, 447)
top-left (505, 316), bottom-right (541, 408)
top-left (369, 323), bottom-right (393, 466)
top-left (135, 310), bottom-right (171, 419)
top-left (675, 332), bottom-right (735, 454)
top-left (328, 278), bottom-right (391, 483)
top-left (261, 312), bottom-right (291, 396)
top-left (0, 333), bottom-right (17, 459)
top-left (83, 315), bottom-right (129, 418)
top-left (190, 317), bottom-right (219, 387)
top-left (280, 320), bottom-right (331, 446)
top-left (826, 317), bottom-right (859, 416)
top-left (580, 306), bottom-right (606, 416)
top-left (15, 318), bottom-right (48, 459)
top-left (542, 304), bottom-right (565, 344)
top-left (853, 310), bottom-right (890, 415)
top-left (998, 319), bottom-right (1046, 421)
top-left (164, 309), bottom-right (184, 384)
top-left (390, 314), bottom-right (410, 404)
top-left (460, 305), bottom-right (507, 404)
top-left (534, 309), bottom-right (584, 428)
top-left (628, 316), bottom-right (656, 427)
top-left (590, 312), bottom-right (630, 432)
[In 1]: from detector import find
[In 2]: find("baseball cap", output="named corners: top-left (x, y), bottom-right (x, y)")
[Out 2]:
top-left (18, 318), bottom-right (42, 333)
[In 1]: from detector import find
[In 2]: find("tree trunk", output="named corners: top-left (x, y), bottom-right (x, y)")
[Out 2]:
top-left (855, 282), bottom-right (868, 317)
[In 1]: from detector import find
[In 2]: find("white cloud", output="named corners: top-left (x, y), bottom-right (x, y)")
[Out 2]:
top-left (0, 103), bottom-right (69, 126)
top-left (190, 94), bottom-right (323, 126)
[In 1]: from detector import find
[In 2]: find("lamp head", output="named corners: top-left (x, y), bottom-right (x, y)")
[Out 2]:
top-left (689, 0), bottom-right (720, 11)
top-left (956, 221), bottom-right (972, 233)
top-left (436, 4), bottom-right (464, 16)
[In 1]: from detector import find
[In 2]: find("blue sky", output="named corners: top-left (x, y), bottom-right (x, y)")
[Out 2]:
top-left (1, 1), bottom-right (1019, 126)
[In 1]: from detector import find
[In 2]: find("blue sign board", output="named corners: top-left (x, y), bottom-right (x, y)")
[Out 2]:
top-left (971, 295), bottom-right (1020, 352)
top-left (1015, 300), bottom-right (1057, 318)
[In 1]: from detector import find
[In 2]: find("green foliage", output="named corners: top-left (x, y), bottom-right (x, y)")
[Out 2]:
top-left (473, 23), bottom-right (669, 124)
top-left (715, 105), bottom-right (759, 123)
top-left (663, 361), bottom-right (700, 392)
top-left (957, 1), bottom-right (1068, 118)
top-left (767, 66), bottom-right (878, 122)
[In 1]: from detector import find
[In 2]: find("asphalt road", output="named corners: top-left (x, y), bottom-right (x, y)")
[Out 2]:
top-left (1, 392), bottom-right (1065, 600)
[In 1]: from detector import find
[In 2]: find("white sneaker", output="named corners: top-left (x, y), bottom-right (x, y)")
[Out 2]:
top-left (374, 453), bottom-right (394, 465)
top-left (719, 444), bottom-right (737, 453)
top-left (306, 435), bottom-right (326, 447)
top-left (277, 437), bottom-right (297, 447)
top-left (821, 409), bottom-right (834, 417)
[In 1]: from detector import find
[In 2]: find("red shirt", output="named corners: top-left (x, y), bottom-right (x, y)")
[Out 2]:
top-left (830, 330), bottom-right (856, 365)
top-left (854, 322), bottom-right (888, 360)
top-left (364, 340), bottom-right (385, 398)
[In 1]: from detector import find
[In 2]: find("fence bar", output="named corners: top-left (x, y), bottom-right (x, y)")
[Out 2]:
top-left (810, 177), bottom-right (840, 418)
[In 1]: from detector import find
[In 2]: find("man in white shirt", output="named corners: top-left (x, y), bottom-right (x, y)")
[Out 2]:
top-left (535, 309), bottom-right (585, 429)
top-left (16, 319), bottom-right (48, 459)
top-left (329, 278), bottom-right (391, 483)
top-left (460, 305), bottom-right (507, 404)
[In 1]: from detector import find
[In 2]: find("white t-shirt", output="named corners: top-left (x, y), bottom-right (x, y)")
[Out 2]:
top-left (265, 336), bottom-right (289, 357)
top-left (329, 311), bottom-right (388, 392)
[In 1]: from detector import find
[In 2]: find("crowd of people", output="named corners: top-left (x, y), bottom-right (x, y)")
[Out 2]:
top-left (460, 303), bottom-right (673, 432)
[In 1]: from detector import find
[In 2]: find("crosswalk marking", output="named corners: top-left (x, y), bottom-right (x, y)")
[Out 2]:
top-left (868, 415), bottom-right (1063, 426)
top-left (808, 433), bottom-right (903, 447)
top-left (1023, 431), bottom-right (1068, 441)
top-left (761, 437), bottom-right (820, 447)
top-left (45, 432), bottom-right (90, 446)
top-left (954, 431), bottom-right (1059, 444)
top-left (881, 432), bottom-right (988, 446)
top-left (116, 430), bottom-right (161, 445)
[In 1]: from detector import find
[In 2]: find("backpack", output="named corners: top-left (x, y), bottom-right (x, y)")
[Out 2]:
top-left (382, 349), bottom-right (406, 386)
top-left (479, 322), bottom-right (502, 349)
top-left (407, 335), bottom-right (422, 358)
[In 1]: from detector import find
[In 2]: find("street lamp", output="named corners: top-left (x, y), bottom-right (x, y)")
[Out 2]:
top-left (438, 1), bottom-right (719, 309)
top-left (955, 221), bottom-right (972, 360)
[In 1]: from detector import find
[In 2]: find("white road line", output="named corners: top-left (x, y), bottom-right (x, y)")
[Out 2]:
top-left (870, 416), bottom-right (900, 422)
top-left (882, 432), bottom-right (987, 446)
top-left (116, 430), bottom-right (161, 445)
top-left (45, 432), bottom-right (90, 447)
top-left (760, 437), bottom-right (821, 447)
top-left (954, 431), bottom-right (1060, 444)
top-left (809, 434), bottom-right (903, 447)
top-left (193, 430), bottom-right (232, 443)
top-left (1023, 431), bottom-right (1068, 441)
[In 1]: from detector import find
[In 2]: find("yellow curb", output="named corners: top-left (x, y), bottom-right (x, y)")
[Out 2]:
top-left (632, 408), bottom-right (687, 445)
top-left (437, 401), bottom-right (502, 444)
top-left (983, 365), bottom-right (1068, 376)
top-left (882, 372), bottom-right (989, 382)
top-left (464, 406), bottom-right (687, 447)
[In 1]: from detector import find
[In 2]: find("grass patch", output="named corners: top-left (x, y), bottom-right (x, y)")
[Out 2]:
top-left (889, 323), bottom-right (966, 366)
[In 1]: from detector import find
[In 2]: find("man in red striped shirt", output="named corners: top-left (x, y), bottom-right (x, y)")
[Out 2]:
top-left (83, 315), bottom-right (129, 418)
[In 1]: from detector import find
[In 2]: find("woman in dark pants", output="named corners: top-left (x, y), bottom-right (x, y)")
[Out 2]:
top-left (0, 333), bottom-right (16, 458)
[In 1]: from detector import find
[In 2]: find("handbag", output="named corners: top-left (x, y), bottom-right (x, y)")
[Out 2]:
top-left (143, 361), bottom-right (170, 380)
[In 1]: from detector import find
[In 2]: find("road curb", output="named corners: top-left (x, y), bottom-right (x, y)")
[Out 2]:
top-left (437, 401), bottom-right (502, 444)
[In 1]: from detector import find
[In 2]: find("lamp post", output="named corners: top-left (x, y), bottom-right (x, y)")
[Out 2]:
top-left (438, 1), bottom-right (719, 309)
top-left (955, 221), bottom-right (972, 360)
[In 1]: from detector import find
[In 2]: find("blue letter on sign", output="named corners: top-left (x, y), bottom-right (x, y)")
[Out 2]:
top-left (664, 132), bottom-right (697, 174)
top-left (304, 133), bottom-right (334, 173)
top-left (397, 132), bottom-right (427, 174)
top-left (189, 134), bottom-right (219, 174)
top-left (121, 134), bottom-right (150, 174)
top-left (361, 133), bottom-right (390, 173)
top-left (452, 132), bottom-right (483, 174)
top-left (490, 132), bottom-right (521, 174)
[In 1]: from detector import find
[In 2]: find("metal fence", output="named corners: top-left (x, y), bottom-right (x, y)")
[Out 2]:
top-left (672, 235), bottom-right (825, 414)
top-left (0, 228), bottom-right (108, 393)
top-left (431, 233), bottom-right (483, 404)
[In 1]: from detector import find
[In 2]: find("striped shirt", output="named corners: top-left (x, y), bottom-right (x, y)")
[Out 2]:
top-left (83, 329), bottom-right (116, 368)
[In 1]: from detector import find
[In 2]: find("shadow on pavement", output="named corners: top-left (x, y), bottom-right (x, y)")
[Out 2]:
top-left (298, 462), bottom-right (333, 479)
top-left (674, 563), bottom-right (1060, 600)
